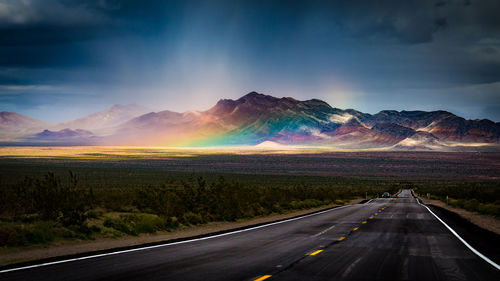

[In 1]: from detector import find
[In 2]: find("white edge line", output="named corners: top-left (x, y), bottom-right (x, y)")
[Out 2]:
top-left (416, 197), bottom-right (500, 271)
top-left (365, 199), bottom-right (373, 204)
top-left (0, 205), bottom-right (352, 274)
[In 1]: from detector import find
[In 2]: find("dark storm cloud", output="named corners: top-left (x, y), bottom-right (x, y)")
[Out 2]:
top-left (320, 0), bottom-right (500, 44)
top-left (0, 0), bottom-right (172, 46)
top-left (0, 24), bottom-right (108, 46)
top-left (0, 0), bottom-right (107, 27)
top-left (0, 0), bottom-right (499, 121)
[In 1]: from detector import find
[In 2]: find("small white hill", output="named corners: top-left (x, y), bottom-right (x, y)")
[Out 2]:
top-left (393, 131), bottom-right (447, 151)
top-left (254, 141), bottom-right (286, 148)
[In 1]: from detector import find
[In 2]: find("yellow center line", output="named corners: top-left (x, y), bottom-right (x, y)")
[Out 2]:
top-left (374, 213), bottom-right (378, 216)
top-left (353, 227), bottom-right (359, 231)
top-left (254, 275), bottom-right (272, 281)
top-left (362, 221), bottom-right (367, 224)
top-left (310, 250), bottom-right (323, 256)
top-left (369, 216), bottom-right (374, 219)
top-left (338, 236), bottom-right (345, 241)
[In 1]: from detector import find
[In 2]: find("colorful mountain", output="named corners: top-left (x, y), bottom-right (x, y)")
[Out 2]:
top-left (2, 92), bottom-right (499, 150)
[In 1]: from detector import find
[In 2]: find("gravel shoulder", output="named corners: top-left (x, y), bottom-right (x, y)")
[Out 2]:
top-left (422, 199), bottom-right (500, 235)
top-left (424, 201), bottom-right (500, 265)
top-left (0, 199), bottom-right (362, 267)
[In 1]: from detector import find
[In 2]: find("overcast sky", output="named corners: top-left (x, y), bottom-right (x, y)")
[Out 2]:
top-left (0, 0), bottom-right (499, 121)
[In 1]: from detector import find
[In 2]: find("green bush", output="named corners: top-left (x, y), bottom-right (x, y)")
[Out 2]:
top-left (134, 213), bottom-right (164, 233)
top-left (445, 198), bottom-right (499, 218)
top-left (477, 203), bottom-right (500, 217)
top-left (182, 212), bottom-right (204, 225)
top-left (27, 221), bottom-right (55, 244)
top-left (0, 223), bottom-right (26, 246)
top-left (290, 199), bottom-right (326, 209)
top-left (0, 221), bottom-right (73, 246)
top-left (103, 217), bottom-right (136, 236)
top-left (165, 216), bottom-right (179, 229)
top-left (103, 213), bottom-right (165, 235)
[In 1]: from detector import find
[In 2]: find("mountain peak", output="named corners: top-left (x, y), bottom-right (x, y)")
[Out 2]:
top-left (245, 91), bottom-right (260, 96)
top-left (109, 104), bottom-right (131, 111)
top-left (238, 91), bottom-right (277, 102)
top-left (242, 91), bottom-right (264, 97)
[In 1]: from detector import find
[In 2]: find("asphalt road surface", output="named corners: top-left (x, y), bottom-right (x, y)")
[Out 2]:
top-left (1, 189), bottom-right (498, 281)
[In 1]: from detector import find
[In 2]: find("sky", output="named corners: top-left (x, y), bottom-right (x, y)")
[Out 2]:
top-left (0, 0), bottom-right (499, 122)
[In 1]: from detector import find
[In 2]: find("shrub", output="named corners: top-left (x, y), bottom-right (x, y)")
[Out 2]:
top-left (27, 221), bottom-right (55, 244)
top-left (0, 223), bottom-right (26, 246)
top-left (165, 216), bottom-right (179, 229)
top-left (0, 221), bottom-right (62, 246)
top-left (2, 172), bottom-right (93, 227)
top-left (103, 213), bottom-right (165, 235)
top-left (181, 212), bottom-right (204, 225)
top-left (103, 217), bottom-right (136, 236)
top-left (134, 213), bottom-right (164, 233)
top-left (477, 203), bottom-right (500, 217)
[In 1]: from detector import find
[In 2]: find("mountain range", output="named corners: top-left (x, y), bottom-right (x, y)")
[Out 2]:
top-left (1, 92), bottom-right (499, 151)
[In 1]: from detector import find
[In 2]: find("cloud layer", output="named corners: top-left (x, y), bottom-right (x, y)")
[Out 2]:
top-left (0, 0), bottom-right (499, 121)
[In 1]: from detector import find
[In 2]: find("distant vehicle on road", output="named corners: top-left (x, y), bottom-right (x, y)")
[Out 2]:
top-left (382, 192), bottom-right (390, 198)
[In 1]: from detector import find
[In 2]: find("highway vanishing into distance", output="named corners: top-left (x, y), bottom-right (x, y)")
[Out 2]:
top-left (1, 190), bottom-right (498, 281)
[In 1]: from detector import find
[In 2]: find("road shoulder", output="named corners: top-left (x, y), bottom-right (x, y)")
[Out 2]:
top-left (425, 203), bottom-right (500, 265)
top-left (424, 199), bottom-right (500, 235)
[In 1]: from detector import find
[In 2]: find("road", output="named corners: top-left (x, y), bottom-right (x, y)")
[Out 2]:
top-left (1, 189), bottom-right (498, 281)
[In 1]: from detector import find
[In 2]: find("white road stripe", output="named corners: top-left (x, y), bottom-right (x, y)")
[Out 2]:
top-left (312, 224), bottom-right (336, 237)
top-left (0, 205), bottom-right (353, 274)
top-left (416, 197), bottom-right (500, 271)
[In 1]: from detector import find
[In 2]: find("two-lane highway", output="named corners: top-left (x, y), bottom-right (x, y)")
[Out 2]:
top-left (1, 190), bottom-right (498, 281)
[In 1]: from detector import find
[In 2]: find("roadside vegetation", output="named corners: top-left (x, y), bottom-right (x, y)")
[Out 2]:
top-left (0, 171), bottom-right (398, 247)
top-left (414, 183), bottom-right (500, 218)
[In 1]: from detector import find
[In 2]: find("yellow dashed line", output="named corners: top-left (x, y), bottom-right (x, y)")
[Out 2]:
top-left (374, 213), bottom-right (378, 216)
top-left (362, 221), bottom-right (367, 224)
top-left (310, 250), bottom-right (323, 256)
top-left (254, 275), bottom-right (272, 281)
top-left (369, 216), bottom-right (374, 219)
top-left (353, 227), bottom-right (359, 231)
top-left (338, 237), bottom-right (345, 241)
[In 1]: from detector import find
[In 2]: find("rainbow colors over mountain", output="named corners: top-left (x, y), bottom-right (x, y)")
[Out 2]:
top-left (1, 92), bottom-right (499, 151)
